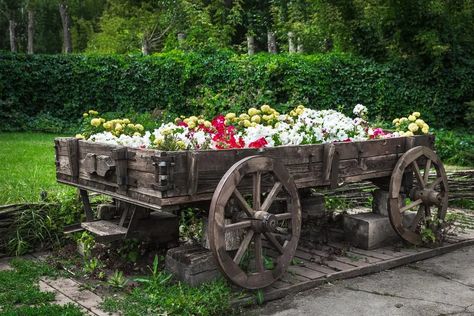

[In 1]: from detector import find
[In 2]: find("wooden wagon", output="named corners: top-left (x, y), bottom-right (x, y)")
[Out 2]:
top-left (54, 134), bottom-right (448, 289)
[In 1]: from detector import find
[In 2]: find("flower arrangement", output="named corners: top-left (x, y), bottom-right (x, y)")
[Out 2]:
top-left (76, 105), bottom-right (429, 150)
top-left (392, 111), bottom-right (430, 137)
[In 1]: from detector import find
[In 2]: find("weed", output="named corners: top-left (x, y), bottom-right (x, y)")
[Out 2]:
top-left (108, 270), bottom-right (128, 289)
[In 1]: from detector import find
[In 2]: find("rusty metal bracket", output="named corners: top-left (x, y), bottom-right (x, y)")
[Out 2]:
top-left (152, 152), bottom-right (175, 192)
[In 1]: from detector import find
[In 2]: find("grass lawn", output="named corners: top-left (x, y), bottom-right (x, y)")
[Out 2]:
top-left (0, 133), bottom-right (73, 205)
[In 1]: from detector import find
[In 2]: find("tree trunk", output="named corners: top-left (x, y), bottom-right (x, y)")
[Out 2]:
top-left (59, 3), bottom-right (72, 54)
top-left (297, 37), bottom-right (304, 53)
top-left (9, 20), bottom-right (17, 53)
top-left (267, 31), bottom-right (277, 54)
top-left (247, 35), bottom-right (255, 55)
top-left (142, 37), bottom-right (150, 55)
top-left (288, 32), bottom-right (296, 53)
top-left (177, 32), bottom-right (186, 47)
top-left (27, 10), bottom-right (35, 54)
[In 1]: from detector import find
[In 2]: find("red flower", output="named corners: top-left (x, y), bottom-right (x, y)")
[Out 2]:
top-left (248, 137), bottom-right (268, 148)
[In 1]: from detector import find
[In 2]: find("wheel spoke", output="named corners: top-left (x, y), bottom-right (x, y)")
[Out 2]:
top-left (427, 177), bottom-right (443, 190)
top-left (233, 189), bottom-right (254, 217)
top-left (225, 220), bottom-right (252, 231)
top-left (412, 161), bottom-right (425, 189)
top-left (254, 234), bottom-right (264, 272)
top-left (275, 212), bottom-right (292, 221)
top-left (263, 232), bottom-right (284, 254)
top-left (233, 230), bottom-right (254, 264)
top-left (253, 172), bottom-right (261, 211)
top-left (423, 159), bottom-right (432, 184)
top-left (400, 199), bottom-right (423, 213)
top-left (409, 205), bottom-right (425, 231)
top-left (260, 182), bottom-right (283, 213)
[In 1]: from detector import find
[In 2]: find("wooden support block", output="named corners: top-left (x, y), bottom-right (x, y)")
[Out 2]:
top-left (128, 212), bottom-right (179, 247)
top-left (165, 244), bottom-right (221, 286)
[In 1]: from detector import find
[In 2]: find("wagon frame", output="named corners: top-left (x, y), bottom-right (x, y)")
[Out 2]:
top-left (55, 134), bottom-right (449, 289)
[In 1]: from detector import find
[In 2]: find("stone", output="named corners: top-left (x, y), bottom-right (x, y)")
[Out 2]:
top-left (165, 244), bottom-right (221, 286)
top-left (372, 189), bottom-right (389, 216)
top-left (343, 212), bottom-right (416, 250)
top-left (372, 189), bottom-right (405, 217)
top-left (97, 203), bottom-right (117, 220)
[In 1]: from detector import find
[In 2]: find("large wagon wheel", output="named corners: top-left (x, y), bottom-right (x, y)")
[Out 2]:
top-left (208, 156), bottom-right (301, 289)
top-left (388, 146), bottom-right (449, 245)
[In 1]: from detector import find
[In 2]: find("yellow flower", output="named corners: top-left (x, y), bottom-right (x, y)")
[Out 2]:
top-left (189, 116), bottom-right (198, 122)
top-left (413, 112), bottom-right (421, 118)
top-left (75, 134), bottom-right (85, 139)
top-left (262, 114), bottom-right (272, 121)
top-left (408, 123), bottom-right (419, 132)
top-left (260, 104), bottom-right (271, 114)
top-left (297, 105), bottom-right (305, 110)
top-left (400, 117), bottom-right (408, 123)
top-left (115, 123), bottom-right (123, 132)
top-left (248, 108), bottom-right (259, 116)
top-left (422, 126), bottom-right (429, 134)
top-left (133, 132), bottom-right (141, 137)
top-left (183, 118), bottom-right (190, 124)
top-left (123, 118), bottom-right (130, 124)
top-left (392, 118), bottom-right (399, 125)
top-left (204, 121), bottom-right (212, 128)
top-left (395, 122), bottom-right (400, 127)
top-left (176, 140), bottom-right (186, 149)
top-left (154, 138), bottom-right (163, 146)
top-left (295, 108), bottom-right (304, 115)
top-left (198, 119), bottom-right (205, 125)
top-left (290, 110), bottom-right (297, 117)
top-left (243, 120), bottom-right (251, 128)
top-left (126, 123), bottom-right (134, 129)
top-left (174, 117), bottom-right (182, 124)
top-left (161, 128), bottom-right (172, 136)
top-left (91, 118), bottom-right (102, 127)
top-left (423, 123), bottom-right (429, 130)
top-left (250, 122), bottom-right (257, 127)
top-left (135, 124), bottom-right (144, 131)
top-left (188, 121), bottom-right (196, 129)
top-left (88, 110), bottom-right (98, 115)
top-left (251, 115), bottom-right (261, 124)
top-left (415, 119), bottom-right (424, 127)
top-left (408, 115), bottom-right (416, 122)
top-left (83, 113), bottom-right (88, 118)
top-left (275, 122), bottom-right (280, 128)
top-left (239, 113), bottom-right (250, 120)
top-left (100, 118), bottom-right (106, 123)
top-left (398, 131), bottom-right (405, 136)
top-left (225, 113), bottom-right (236, 120)
top-left (405, 131), bottom-right (414, 137)
top-left (103, 122), bottom-right (112, 129)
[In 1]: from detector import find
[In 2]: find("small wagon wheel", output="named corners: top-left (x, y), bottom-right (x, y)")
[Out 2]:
top-left (208, 156), bottom-right (301, 289)
top-left (388, 146), bottom-right (449, 245)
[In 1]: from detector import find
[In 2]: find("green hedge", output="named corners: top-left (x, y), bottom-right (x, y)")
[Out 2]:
top-left (1, 51), bottom-right (473, 131)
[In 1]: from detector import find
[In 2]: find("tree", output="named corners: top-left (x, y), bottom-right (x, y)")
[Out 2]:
top-left (59, 1), bottom-right (72, 53)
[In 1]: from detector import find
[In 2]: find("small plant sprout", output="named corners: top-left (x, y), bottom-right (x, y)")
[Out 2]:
top-left (108, 270), bottom-right (128, 289)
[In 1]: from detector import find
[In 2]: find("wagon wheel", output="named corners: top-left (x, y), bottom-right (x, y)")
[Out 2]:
top-left (388, 146), bottom-right (449, 245)
top-left (208, 156), bottom-right (301, 289)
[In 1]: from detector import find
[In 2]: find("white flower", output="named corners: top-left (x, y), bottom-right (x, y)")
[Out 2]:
top-left (353, 104), bottom-right (368, 118)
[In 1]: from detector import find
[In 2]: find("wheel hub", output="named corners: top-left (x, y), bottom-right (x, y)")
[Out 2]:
top-left (253, 211), bottom-right (278, 233)
top-left (411, 188), bottom-right (443, 206)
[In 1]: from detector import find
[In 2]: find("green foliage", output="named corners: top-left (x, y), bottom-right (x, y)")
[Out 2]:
top-left (0, 133), bottom-right (75, 205)
top-left (434, 129), bottom-right (474, 166)
top-left (0, 258), bottom-right (83, 315)
top-left (1, 51), bottom-right (473, 132)
top-left (102, 255), bottom-right (233, 315)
